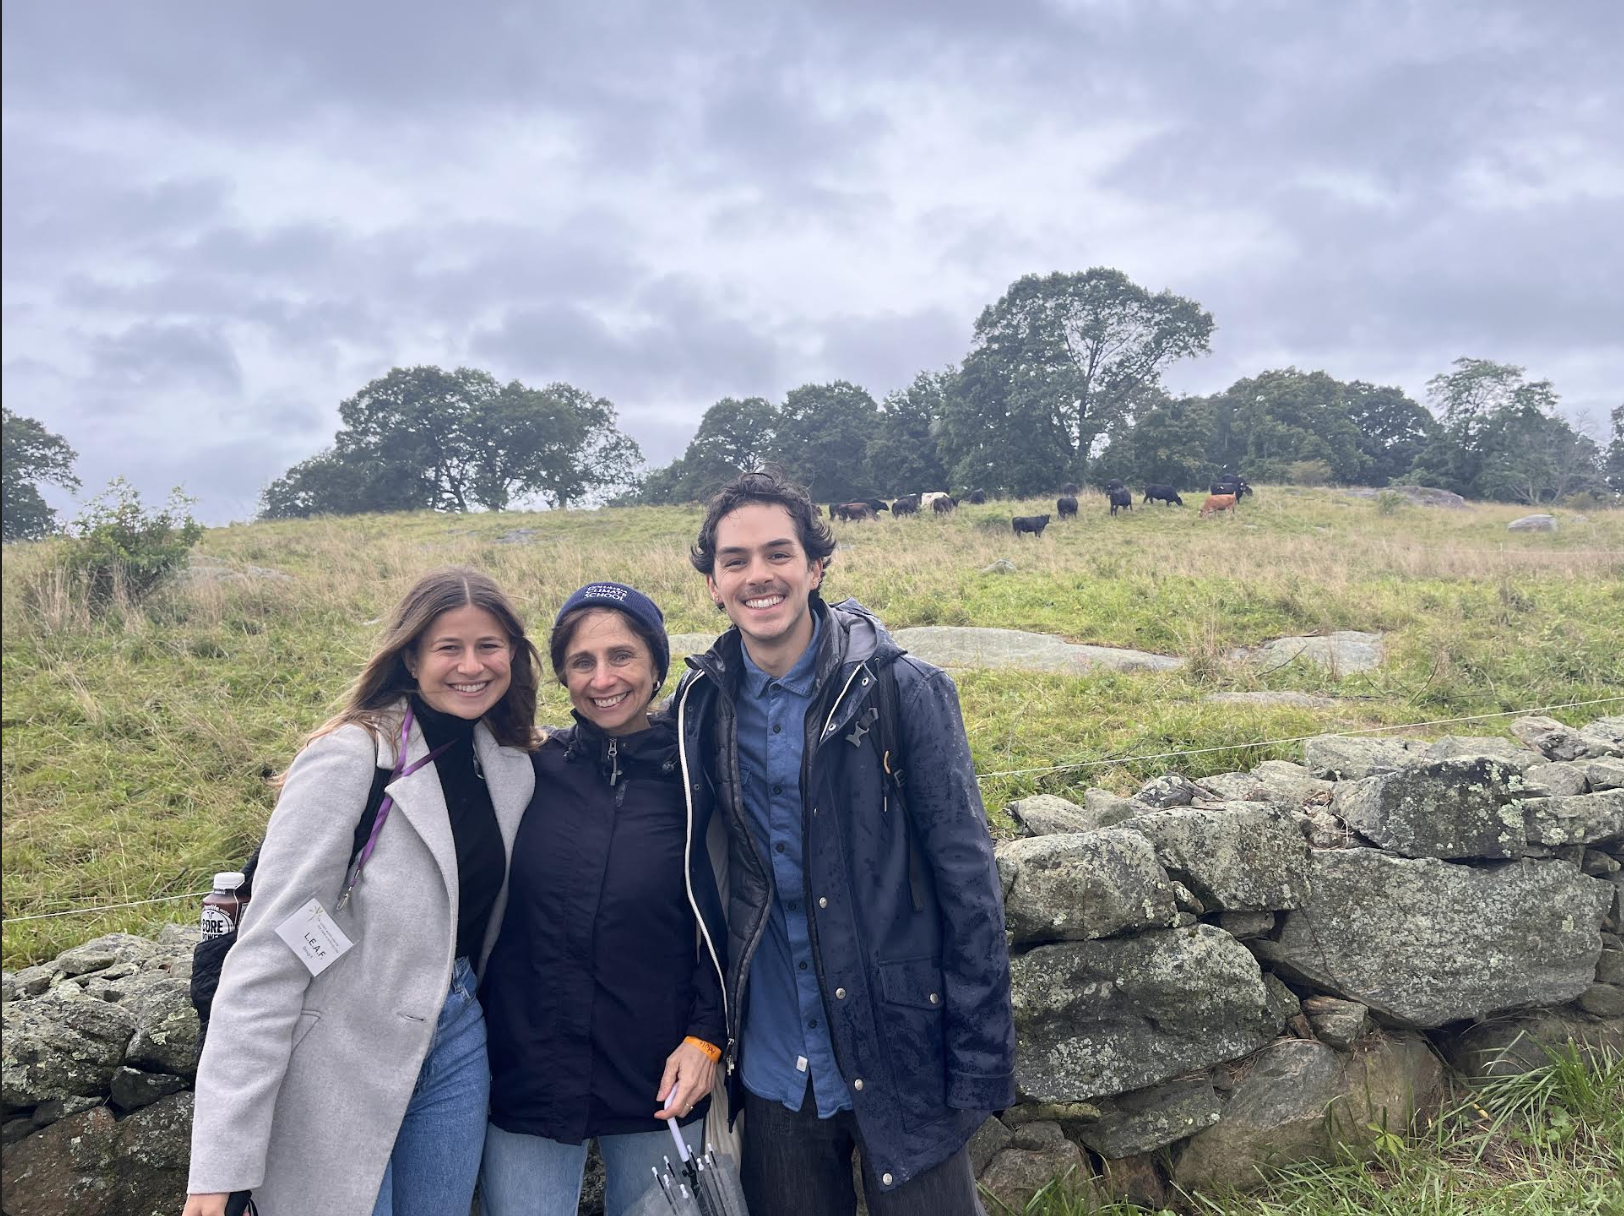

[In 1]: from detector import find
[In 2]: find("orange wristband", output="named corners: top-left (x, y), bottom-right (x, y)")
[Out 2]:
top-left (684, 1036), bottom-right (722, 1063)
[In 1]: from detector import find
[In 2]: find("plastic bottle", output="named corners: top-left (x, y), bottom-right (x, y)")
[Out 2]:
top-left (201, 871), bottom-right (248, 938)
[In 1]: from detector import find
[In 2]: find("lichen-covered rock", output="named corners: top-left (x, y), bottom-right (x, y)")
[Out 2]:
top-left (1082, 788), bottom-right (1137, 824)
top-left (1520, 790), bottom-right (1624, 847)
top-left (1, 994), bottom-right (136, 1113)
top-left (1173, 1033), bottom-right (1441, 1193)
top-left (1578, 716), bottom-right (1624, 759)
top-left (123, 981), bottom-right (201, 1081)
top-left (966, 1115), bottom-right (1012, 1176)
top-left (1249, 760), bottom-right (1335, 807)
top-left (1076, 1075), bottom-right (1221, 1158)
top-left (1218, 911), bottom-right (1276, 939)
top-left (1511, 715), bottom-right (1588, 761)
top-left (1007, 794), bottom-right (1107, 837)
top-left (1261, 851), bottom-right (1612, 1027)
top-left (1011, 925), bottom-right (1283, 1101)
top-left (1521, 762), bottom-right (1591, 797)
top-left (108, 1067), bottom-right (186, 1113)
top-left (1332, 757), bottom-right (1526, 859)
top-left (53, 934), bottom-right (160, 979)
top-left (1582, 757), bottom-right (1624, 791)
top-left (11, 966), bottom-right (56, 999)
top-left (1191, 771), bottom-right (1267, 802)
top-left (996, 830), bottom-right (1178, 944)
top-left (1136, 773), bottom-right (1198, 808)
top-left (1119, 803), bottom-right (1311, 911)
top-left (0, 1093), bottom-right (192, 1216)
top-left (1302, 736), bottom-right (1427, 781)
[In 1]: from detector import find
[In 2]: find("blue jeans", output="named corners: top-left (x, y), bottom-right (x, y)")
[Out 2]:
top-left (371, 957), bottom-right (490, 1216)
top-left (481, 1122), bottom-right (692, 1216)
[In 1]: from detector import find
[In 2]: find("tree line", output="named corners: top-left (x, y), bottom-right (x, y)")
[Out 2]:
top-left (5, 267), bottom-right (1623, 542)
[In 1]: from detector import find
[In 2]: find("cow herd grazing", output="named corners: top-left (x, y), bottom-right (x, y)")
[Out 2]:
top-left (821, 475), bottom-right (1255, 534)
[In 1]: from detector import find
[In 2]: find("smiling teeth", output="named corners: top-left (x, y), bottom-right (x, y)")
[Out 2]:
top-left (593, 693), bottom-right (629, 708)
top-left (450, 682), bottom-right (488, 693)
top-left (744, 595), bottom-right (784, 609)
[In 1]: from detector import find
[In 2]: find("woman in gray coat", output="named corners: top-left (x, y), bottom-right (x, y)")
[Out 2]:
top-left (183, 567), bottom-right (540, 1216)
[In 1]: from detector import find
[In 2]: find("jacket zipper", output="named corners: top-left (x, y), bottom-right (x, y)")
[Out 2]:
top-left (675, 671), bottom-right (734, 1068)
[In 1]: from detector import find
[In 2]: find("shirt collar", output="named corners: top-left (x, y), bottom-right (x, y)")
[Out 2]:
top-left (740, 611), bottom-right (823, 699)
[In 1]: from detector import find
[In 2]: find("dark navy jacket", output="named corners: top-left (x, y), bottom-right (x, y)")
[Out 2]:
top-left (672, 598), bottom-right (1016, 1190)
top-left (482, 714), bottom-right (728, 1142)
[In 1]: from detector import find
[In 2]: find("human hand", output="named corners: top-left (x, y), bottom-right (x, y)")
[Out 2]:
top-left (653, 1039), bottom-right (718, 1121)
top-left (181, 1195), bottom-right (229, 1216)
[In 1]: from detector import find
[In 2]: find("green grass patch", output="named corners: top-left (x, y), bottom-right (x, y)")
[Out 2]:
top-left (4, 489), bottom-right (1622, 964)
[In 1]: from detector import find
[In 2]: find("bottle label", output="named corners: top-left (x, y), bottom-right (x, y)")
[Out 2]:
top-left (201, 905), bottom-right (236, 939)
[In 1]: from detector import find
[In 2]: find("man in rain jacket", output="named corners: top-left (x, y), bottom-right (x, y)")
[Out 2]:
top-left (672, 470), bottom-right (1015, 1215)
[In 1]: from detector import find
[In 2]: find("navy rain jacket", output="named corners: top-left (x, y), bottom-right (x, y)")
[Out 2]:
top-left (672, 598), bottom-right (1016, 1191)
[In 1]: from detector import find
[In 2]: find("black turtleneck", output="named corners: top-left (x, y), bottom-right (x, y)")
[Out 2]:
top-left (411, 696), bottom-right (505, 962)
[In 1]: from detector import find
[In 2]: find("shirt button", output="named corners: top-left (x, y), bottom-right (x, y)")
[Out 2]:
top-left (817, 897), bottom-right (828, 908)
top-left (786, 901), bottom-right (798, 911)
top-left (834, 987), bottom-right (846, 1000)
top-left (808, 1018), bottom-right (818, 1028)
top-left (929, 992), bottom-right (940, 1005)
top-left (853, 1078), bottom-right (864, 1091)
top-left (772, 724), bottom-right (782, 734)
top-left (772, 784), bottom-right (782, 795)
top-left (775, 842), bottom-right (786, 853)
top-left (798, 961), bottom-right (808, 971)
top-left (882, 1172), bottom-right (893, 1186)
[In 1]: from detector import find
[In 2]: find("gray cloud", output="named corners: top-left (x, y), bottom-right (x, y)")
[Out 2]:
top-left (4, 0), bottom-right (1620, 522)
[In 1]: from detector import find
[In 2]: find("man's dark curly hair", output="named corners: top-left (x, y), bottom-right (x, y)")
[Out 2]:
top-left (689, 467), bottom-right (836, 578)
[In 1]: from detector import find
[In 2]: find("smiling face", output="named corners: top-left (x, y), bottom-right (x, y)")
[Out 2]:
top-left (562, 609), bottom-right (657, 736)
top-left (404, 603), bottom-right (514, 720)
top-left (705, 502), bottom-right (825, 678)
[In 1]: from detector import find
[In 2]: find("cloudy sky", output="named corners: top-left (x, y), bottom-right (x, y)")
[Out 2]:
top-left (4, 0), bottom-right (1621, 522)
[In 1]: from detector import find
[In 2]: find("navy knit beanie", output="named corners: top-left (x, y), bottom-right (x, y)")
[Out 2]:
top-left (553, 582), bottom-right (670, 688)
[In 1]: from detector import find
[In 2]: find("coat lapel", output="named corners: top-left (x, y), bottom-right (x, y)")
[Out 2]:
top-left (475, 723), bottom-right (534, 973)
top-left (386, 720), bottom-right (459, 916)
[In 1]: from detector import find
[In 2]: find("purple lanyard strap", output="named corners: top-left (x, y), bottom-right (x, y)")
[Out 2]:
top-left (337, 703), bottom-right (452, 910)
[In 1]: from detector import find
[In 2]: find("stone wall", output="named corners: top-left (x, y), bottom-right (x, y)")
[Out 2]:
top-left (3, 713), bottom-right (1621, 1214)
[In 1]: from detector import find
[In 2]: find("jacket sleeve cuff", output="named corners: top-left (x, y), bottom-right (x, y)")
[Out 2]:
top-left (947, 1072), bottom-right (1016, 1112)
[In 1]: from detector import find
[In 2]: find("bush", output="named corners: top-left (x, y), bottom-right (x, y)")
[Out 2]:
top-left (1375, 490), bottom-right (1408, 515)
top-left (1284, 458), bottom-right (1333, 486)
top-left (65, 479), bottom-right (204, 606)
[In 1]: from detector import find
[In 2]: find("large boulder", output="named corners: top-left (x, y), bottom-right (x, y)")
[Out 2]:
top-left (1119, 803), bottom-right (1311, 911)
top-left (996, 830), bottom-right (1178, 944)
top-left (1520, 790), bottom-right (1624, 847)
top-left (0, 1093), bottom-right (192, 1216)
top-left (1260, 851), bottom-right (1613, 1027)
top-left (1, 994), bottom-right (136, 1114)
top-left (1011, 925), bottom-right (1283, 1101)
top-left (1506, 514), bottom-right (1557, 532)
top-left (1302, 736), bottom-right (1428, 781)
top-left (1331, 757), bottom-right (1526, 859)
top-left (1173, 1033), bottom-right (1442, 1193)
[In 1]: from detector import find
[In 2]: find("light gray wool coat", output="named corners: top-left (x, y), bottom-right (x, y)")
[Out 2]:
top-left (187, 706), bottom-right (533, 1213)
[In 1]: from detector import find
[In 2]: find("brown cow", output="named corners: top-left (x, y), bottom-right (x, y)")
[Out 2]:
top-left (1200, 493), bottom-right (1237, 518)
top-left (831, 501), bottom-right (877, 521)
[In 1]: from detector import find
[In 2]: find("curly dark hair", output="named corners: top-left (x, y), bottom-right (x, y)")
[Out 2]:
top-left (689, 467), bottom-right (836, 578)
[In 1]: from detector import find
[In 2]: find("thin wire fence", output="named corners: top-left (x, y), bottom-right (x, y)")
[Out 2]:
top-left (4, 694), bottom-right (1619, 927)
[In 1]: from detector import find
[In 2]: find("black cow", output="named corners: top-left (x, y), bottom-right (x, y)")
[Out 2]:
top-left (892, 495), bottom-right (919, 516)
top-left (966, 488), bottom-right (988, 504)
top-left (1108, 488), bottom-right (1133, 516)
top-left (1143, 484), bottom-right (1184, 506)
top-left (1057, 495), bottom-right (1078, 519)
top-left (1210, 477), bottom-right (1253, 499)
top-left (1060, 483), bottom-right (1080, 496)
top-left (864, 498), bottom-right (890, 513)
top-left (933, 496), bottom-right (958, 515)
top-left (1013, 514), bottom-right (1051, 536)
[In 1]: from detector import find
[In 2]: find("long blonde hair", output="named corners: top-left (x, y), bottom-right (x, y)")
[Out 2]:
top-left (305, 567), bottom-right (541, 756)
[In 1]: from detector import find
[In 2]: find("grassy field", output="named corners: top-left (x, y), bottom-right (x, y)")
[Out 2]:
top-left (3, 487), bottom-right (1623, 969)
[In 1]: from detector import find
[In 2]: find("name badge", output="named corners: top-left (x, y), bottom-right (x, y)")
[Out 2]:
top-left (275, 898), bottom-right (355, 977)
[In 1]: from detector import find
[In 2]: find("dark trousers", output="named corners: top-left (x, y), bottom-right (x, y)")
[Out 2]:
top-left (740, 1083), bottom-right (984, 1216)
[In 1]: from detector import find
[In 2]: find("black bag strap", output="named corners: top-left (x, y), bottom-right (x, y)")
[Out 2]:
top-left (873, 663), bottom-right (927, 914)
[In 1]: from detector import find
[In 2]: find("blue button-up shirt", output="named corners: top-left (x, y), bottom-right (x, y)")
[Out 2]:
top-left (734, 617), bottom-right (852, 1116)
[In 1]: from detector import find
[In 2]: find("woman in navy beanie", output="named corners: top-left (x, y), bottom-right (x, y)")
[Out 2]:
top-left (479, 582), bottom-right (729, 1215)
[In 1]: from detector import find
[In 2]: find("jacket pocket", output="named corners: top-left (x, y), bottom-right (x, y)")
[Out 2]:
top-left (876, 957), bottom-right (949, 1127)
top-left (290, 1009), bottom-right (321, 1051)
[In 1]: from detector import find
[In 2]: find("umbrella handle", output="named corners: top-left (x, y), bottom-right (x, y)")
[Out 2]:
top-left (665, 1084), bottom-right (691, 1162)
